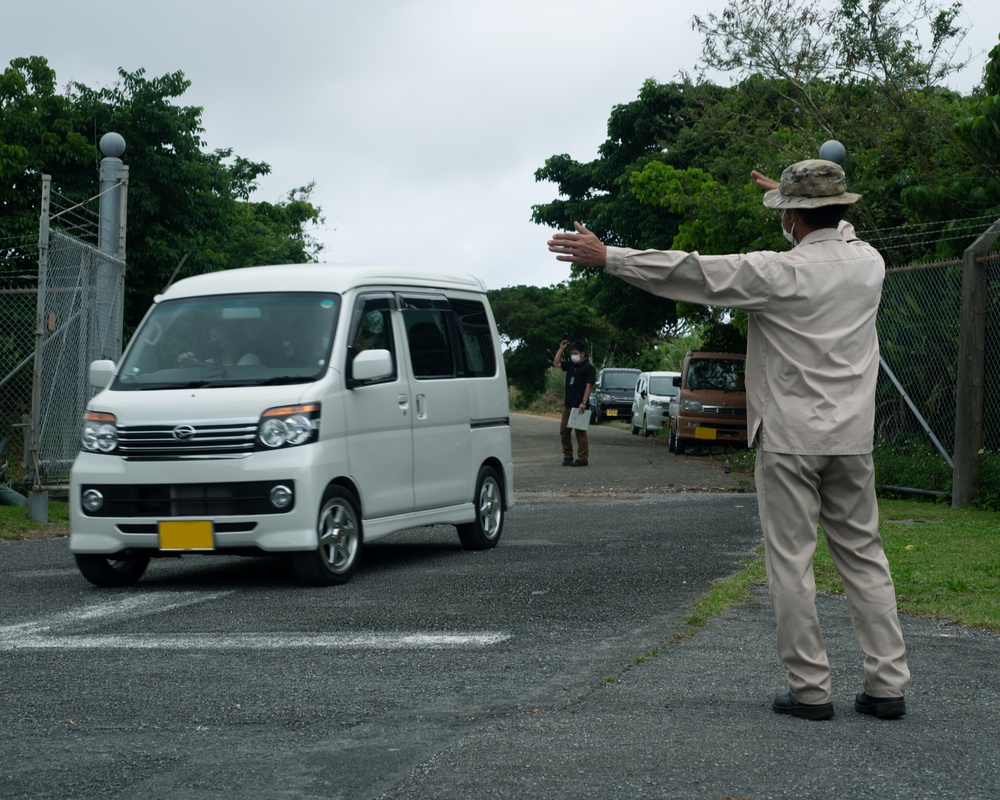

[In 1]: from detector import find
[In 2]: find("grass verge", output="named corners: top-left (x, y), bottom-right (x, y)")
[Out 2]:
top-left (666, 497), bottom-right (1000, 642)
top-left (0, 500), bottom-right (70, 541)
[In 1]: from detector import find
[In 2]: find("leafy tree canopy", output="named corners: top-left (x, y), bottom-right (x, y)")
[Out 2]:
top-left (533, 0), bottom-right (1000, 352)
top-left (0, 56), bottom-right (324, 329)
top-left (955, 34), bottom-right (1000, 165)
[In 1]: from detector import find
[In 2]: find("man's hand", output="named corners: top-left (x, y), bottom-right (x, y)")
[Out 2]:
top-left (548, 222), bottom-right (608, 267)
top-left (751, 170), bottom-right (779, 191)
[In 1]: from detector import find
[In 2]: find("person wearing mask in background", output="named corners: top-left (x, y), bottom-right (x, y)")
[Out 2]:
top-left (546, 160), bottom-right (909, 721)
top-left (553, 339), bottom-right (595, 467)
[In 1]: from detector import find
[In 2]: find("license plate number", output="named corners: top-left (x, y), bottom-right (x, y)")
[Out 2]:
top-left (159, 520), bottom-right (215, 551)
top-left (607, 409), bottom-right (618, 417)
top-left (695, 427), bottom-right (717, 440)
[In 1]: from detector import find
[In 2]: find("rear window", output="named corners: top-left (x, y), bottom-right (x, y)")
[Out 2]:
top-left (601, 371), bottom-right (639, 390)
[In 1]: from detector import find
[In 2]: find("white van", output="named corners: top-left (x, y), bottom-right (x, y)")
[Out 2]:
top-left (631, 371), bottom-right (681, 436)
top-left (69, 264), bottom-right (514, 587)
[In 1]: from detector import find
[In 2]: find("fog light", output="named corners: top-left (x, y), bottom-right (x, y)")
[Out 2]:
top-left (269, 484), bottom-right (293, 509)
top-left (82, 489), bottom-right (104, 513)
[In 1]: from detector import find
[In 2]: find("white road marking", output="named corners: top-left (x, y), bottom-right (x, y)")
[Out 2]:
top-left (1, 631), bottom-right (511, 651)
top-left (0, 592), bottom-right (511, 651)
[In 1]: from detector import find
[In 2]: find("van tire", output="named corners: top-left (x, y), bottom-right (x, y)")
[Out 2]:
top-left (631, 418), bottom-right (640, 435)
top-left (457, 466), bottom-right (504, 550)
top-left (74, 552), bottom-right (150, 587)
top-left (642, 415), bottom-right (652, 437)
top-left (292, 486), bottom-right (362, 586)
top-left (668, 423), bottom-right (676, 452)
top-left (675, 432), bottom-right (687, 455)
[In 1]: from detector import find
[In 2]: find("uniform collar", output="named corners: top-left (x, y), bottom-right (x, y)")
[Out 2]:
top-left (795, 227), bottom-right (844, 246)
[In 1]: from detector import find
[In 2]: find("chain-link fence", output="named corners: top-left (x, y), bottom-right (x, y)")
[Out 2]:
top-left (1, 176), bottom-right (125, 494)
top-left (874, 247), bottom-right (1000, 505)
top-left (28, 230), bottom-right (125, 486)
top-left (0, 275), bottom-right (37, 472)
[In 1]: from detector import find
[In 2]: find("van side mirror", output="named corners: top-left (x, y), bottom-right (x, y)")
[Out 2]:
top-left (351, 348), bottom-right (393, 384)
top-left (640, 390), bottom-right (647, 398)
top-left (672, 376), bottom-right (681, 387)
top-left (89, 360), bottom-right (116, 389)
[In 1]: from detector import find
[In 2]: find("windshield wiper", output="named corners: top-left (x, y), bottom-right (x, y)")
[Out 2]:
top-left (249, 375), bottom-right (313, 386)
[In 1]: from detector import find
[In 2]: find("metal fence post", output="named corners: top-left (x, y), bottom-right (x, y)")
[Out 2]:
top-left (953, 218), bottom-right (1000, 507)
top-left (97, 132), bottom-right (128, 359)
top-left (28, 176), bottom-right (52, 522)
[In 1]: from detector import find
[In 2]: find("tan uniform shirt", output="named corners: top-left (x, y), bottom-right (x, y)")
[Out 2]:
top-left (605, 222), bottom-right (883, 455)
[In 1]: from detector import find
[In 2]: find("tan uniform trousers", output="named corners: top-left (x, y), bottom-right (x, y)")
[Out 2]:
top-left (755, 449), bottom-right (910, 705)
top-left (559, 406), bottom-right (589, 463)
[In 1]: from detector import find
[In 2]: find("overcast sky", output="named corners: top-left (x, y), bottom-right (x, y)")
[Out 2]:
top-left (3, 0), bottom-right (998, 292)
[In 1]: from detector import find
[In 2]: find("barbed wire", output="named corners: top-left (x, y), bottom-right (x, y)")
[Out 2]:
top-left (861, 213), bottom-right (998, 236)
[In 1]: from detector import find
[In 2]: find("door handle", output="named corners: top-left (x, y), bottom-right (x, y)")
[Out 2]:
top-left (398, 394), bottom-right (409, 415)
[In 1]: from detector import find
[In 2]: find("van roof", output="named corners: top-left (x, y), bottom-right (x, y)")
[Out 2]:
top-left (156, 264), bottom-right (488, 301)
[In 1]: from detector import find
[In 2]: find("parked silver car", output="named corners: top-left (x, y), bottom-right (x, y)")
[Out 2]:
top-left (631, 371), bottom-right (681, 436)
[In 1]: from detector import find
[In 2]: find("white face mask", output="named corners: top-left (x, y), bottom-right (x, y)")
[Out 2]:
top-left (782, 210), bottom-right (796, 245)
top-left (570, 354), bottom-right (582, 364)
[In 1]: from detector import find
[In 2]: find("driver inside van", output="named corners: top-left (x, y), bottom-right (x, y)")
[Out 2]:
top-left (178, 320), bottom-right (261, 367)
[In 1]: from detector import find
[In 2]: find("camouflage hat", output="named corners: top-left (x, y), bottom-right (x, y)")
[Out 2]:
top-left (762, 159), bottom-right (861, 209)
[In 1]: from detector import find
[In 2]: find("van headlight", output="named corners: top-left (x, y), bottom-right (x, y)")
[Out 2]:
top-left (81, 412), bottom-right (119, 453)
top-left (680, 399), bottom-right (703, 412)
top-left (257, 404), bottom-right (320, 449)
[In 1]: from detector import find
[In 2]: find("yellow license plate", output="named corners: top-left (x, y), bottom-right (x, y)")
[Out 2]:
top-left (606, 409), bottom-right (618, 417)
top-left (695, 427), bottom-right (718, 440)
top-left (159, 520), bottom-right (215, 551)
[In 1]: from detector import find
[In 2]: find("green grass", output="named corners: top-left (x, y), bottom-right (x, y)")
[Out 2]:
top-left (815, 499), bottom-right (1000, 631)
top-left (0, 499), bottom-right (69, 541)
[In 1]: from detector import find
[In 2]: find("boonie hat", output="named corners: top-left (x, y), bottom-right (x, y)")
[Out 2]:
top-left (763, 159), bottom-right (862, 209)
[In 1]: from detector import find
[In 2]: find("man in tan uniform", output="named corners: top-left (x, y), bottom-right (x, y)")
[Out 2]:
top-left (547, 159), bottom-right (910, 721)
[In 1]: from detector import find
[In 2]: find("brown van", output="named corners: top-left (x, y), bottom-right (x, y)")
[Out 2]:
top-left (668, 351), bottom-right (747, 455)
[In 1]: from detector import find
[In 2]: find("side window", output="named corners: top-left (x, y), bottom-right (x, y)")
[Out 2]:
top-left (450, 299), bottom-right (497, 378)
top-left (404, 310), bottom-right (455, 379)
top-left (348, 294), bottom-right (397, 384)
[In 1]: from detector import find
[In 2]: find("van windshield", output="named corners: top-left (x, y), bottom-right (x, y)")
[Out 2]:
top-left (648, 376), bottom-right (677, 396)
top-left (686, 359), bottom-right (745, 392)
top-left (112, 292), bottom-right (341, 390)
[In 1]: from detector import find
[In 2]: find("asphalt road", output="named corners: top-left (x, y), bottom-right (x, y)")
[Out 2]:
top-left (2, 414), bottom-right (999, 799)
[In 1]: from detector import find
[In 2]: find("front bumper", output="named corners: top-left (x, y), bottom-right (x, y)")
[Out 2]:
top-left (69, 450), bottom-right (328, 555)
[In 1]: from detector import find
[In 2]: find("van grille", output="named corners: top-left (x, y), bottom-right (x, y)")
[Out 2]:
top-left (117, 421), bottom-right (258, 459)
top-left (701, 406), bottom-right (746, 417)
top-left (81, 481), bottom-right (293, 517)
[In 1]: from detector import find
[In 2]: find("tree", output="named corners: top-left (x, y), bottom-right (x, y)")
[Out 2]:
top-left (0, 57), bottom-right (324, 329)
top-left (534, 0), bottom-right (1000, 346)
top-left (955, 34), bottom-right (1000, 168)
top-left (488, 283), bottom-right (648, 398)
top-left (691, 0), bottom-right (1000, 256)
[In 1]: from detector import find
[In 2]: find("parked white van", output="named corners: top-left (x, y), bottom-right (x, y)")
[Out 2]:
top-left (69, 264), bottom-right (514, 587)
top-left (631, 371), bottom-right (681, 437)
